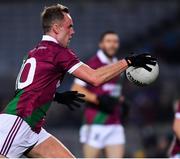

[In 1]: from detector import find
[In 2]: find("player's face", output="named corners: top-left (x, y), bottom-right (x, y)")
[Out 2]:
top-left (99, 34), bottom-right (119, 57)
top-left (56, 13), bottom-right (75, 47)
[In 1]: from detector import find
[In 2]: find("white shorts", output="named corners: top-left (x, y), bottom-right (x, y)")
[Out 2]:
top-left (80, 124), bottom-right (125, 149)
top-left (0, 114), bottom-right (51, 158)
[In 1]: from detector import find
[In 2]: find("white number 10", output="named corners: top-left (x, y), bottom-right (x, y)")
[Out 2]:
top-left (16, 57), bottom-right (36, 90)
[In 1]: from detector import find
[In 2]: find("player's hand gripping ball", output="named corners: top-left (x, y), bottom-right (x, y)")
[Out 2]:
top-left (125, 54), bottom-right (159, 86)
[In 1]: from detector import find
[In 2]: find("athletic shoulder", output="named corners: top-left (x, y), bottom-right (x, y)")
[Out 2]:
top-left (53, 45), bottom-right (81, 73)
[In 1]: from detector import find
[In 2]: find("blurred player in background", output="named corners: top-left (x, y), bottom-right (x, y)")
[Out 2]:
top-left (72, 31), bottom-right (126, 158)
top-left (0, 3), bottom-right (156, 158)
top-left (169, 99), bottom-right (180, 158)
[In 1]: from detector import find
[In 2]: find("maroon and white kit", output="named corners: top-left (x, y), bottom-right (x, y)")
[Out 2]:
top-left (0, 35), bottom-right (83, 157)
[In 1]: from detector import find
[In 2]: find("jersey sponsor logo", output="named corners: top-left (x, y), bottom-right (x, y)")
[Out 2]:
top-left (16, 57), bottom-right (36, 90)
top-left (102, 83), bottom-right (122, 97)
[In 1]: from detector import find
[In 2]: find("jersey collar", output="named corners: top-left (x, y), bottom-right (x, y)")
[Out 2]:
top-left (97, 50), bottom-right (118, 64)
top-left (42, 35), bottom-right (58, 44)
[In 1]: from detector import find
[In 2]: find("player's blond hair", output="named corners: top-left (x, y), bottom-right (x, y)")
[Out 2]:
top-left (41, 4), bottom-right (69, 34)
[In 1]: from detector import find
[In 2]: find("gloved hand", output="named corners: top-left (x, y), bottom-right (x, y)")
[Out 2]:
top-left (125, 53), bottom-right (157, 72)
top-left (54, 91), bottom-right (85, 111)
top-left (98, 95), bottom-right (119, 114)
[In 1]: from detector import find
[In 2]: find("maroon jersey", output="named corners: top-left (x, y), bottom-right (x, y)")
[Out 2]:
top-left (171, 100), bottom-right (180, 156)
top-left (74, 50), bottom-right (122, 125)
top-left (3, 35), bottom-right (82, 133)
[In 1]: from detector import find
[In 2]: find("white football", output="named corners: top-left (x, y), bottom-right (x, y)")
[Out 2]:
top-left (126, 63), bottom-right (159, 86)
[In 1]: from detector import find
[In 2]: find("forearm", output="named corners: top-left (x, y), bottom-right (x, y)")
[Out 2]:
top-left (73, 53), bottom-right (157, 86)
top-left (93, 59), bottom-right (128, 85)
top-left (71, 83), bottom-right (98, 105)
top-left (73, 59), bottom-right (128, 87)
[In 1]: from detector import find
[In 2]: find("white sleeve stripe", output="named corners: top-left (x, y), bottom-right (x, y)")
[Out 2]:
top-left (74, 78), bottom-right (87, 86)
top-left (175, 113), bottom-right (180, 119)
top-left (68, 62), bottom-right (84, 74)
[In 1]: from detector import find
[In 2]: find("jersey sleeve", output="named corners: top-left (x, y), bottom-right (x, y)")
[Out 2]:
top-left (74, 78), bottom-right (87, 87)
top-left (55, 48), bottom-right (83, 74)
top-left (73, 57), bottom-right (98, 87)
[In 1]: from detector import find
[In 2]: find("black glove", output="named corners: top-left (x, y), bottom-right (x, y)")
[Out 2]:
top-left (125, 53), bottom-right (157, 72)
top-left (54, 91), bottom-right (85, 111)
top-left (98, 95), bottom-right (119, 114)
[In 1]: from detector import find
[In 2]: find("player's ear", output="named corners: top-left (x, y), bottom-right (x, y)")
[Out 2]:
top-left (52, 23), bottom-right (61, 34)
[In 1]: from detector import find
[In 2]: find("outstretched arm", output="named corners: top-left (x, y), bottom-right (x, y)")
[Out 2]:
top-left (72, 59), bottom-right (128, 87)
top-left (72, 54), bottom-right (156, 87)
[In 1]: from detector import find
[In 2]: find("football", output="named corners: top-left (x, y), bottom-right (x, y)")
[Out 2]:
top-left (126, 63), bottom-right (159, 86)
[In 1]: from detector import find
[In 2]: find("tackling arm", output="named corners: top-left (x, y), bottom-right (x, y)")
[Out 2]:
top-left (71, 80), bottom-right (120, 114)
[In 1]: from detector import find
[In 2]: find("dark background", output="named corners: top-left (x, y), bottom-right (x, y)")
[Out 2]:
top-left (0, 0), bottom-right (180, 157)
